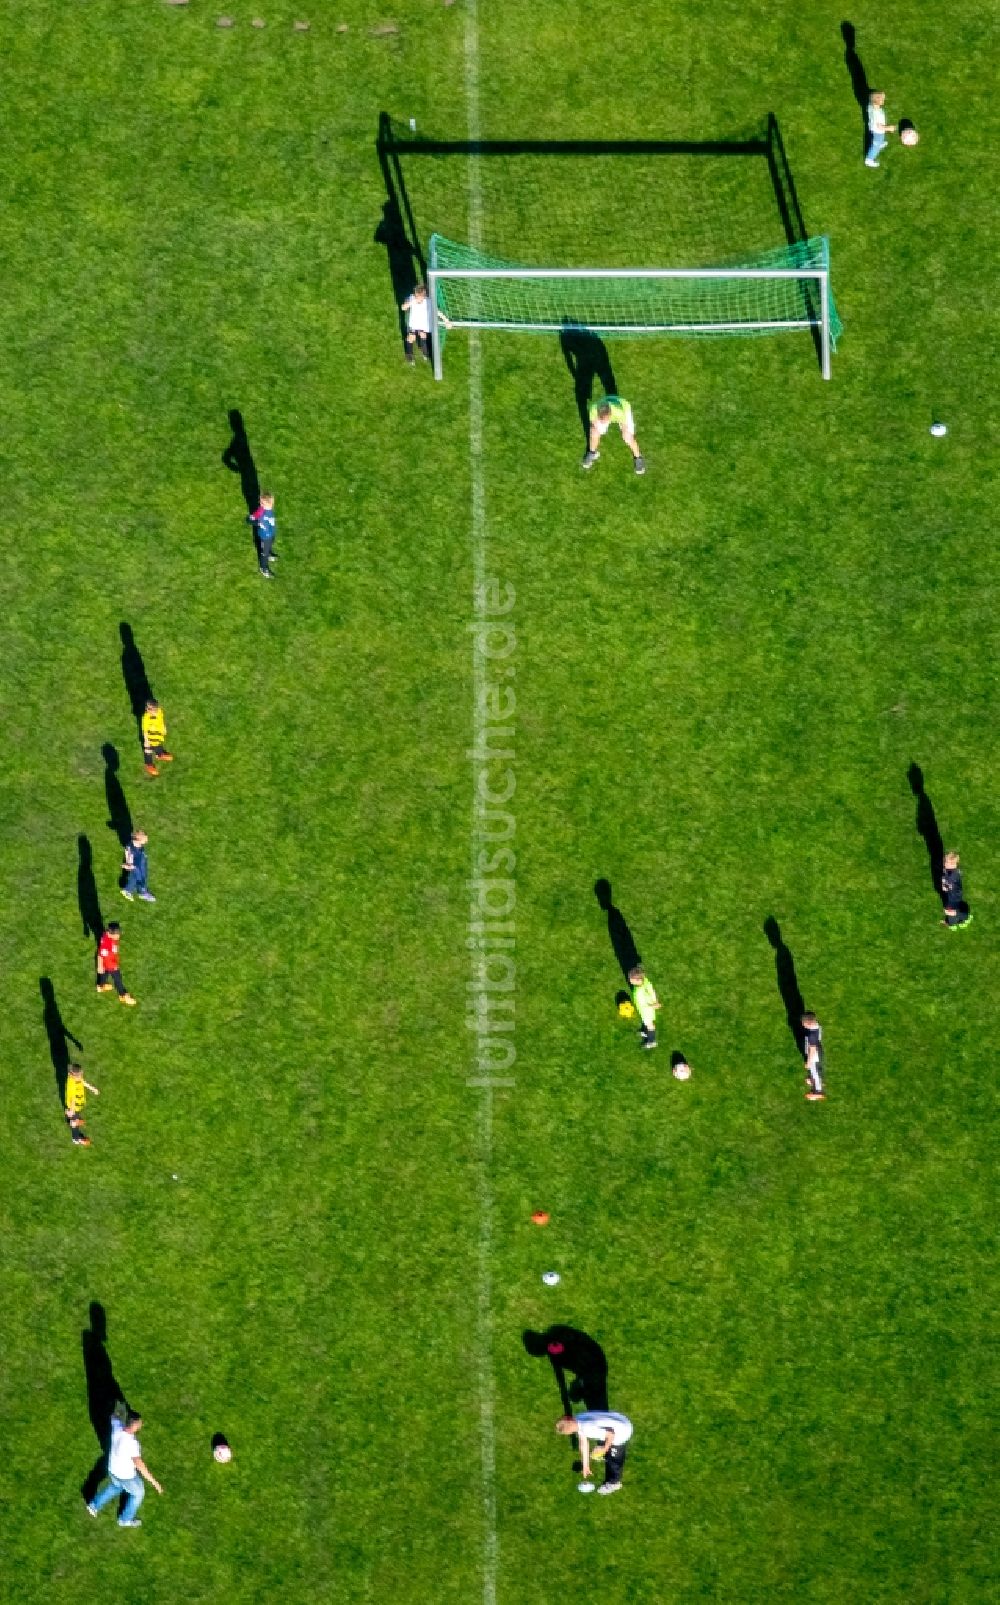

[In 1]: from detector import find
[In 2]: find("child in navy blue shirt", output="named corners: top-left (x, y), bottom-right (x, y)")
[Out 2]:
top-left (941, 851), bottom-right (973, 929)
top-left (249, 492), bottom-right (277, 580)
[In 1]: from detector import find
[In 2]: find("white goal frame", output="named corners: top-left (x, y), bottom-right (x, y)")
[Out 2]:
top-left (427, 263), bottom-right (833, 382)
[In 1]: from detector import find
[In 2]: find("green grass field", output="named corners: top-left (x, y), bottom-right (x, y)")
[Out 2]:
top-left (1, 3), bottom-right (996, 1601)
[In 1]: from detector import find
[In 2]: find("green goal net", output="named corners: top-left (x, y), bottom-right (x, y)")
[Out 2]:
top-left (427, 232), bottom-right (841, 379)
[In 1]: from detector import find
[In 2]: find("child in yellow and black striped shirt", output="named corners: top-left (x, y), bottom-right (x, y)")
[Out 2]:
top-left (141, 699), bottom-right (173, 777)
top-left (65, 1063), bottom-right (100, 1147)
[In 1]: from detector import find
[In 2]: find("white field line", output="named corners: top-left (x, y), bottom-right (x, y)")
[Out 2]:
top-left (464, 6), bottom-right (498, 1605)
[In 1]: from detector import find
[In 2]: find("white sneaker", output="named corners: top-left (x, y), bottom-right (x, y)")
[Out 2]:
top-left (118, 1518), bottom-right (142, 1528)
top-left (865, 159), bottom-right (879, 168)
top-left (86, 1503), bottom-right (98, 1518)
top-left (597, 1482), bottom-right (622, 1495)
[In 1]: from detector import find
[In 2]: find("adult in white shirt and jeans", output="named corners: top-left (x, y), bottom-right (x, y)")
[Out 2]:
top-left (555, 1410), bottom-right (633, 1494)
top-left (87, 1412), bottom-right (163, 1527)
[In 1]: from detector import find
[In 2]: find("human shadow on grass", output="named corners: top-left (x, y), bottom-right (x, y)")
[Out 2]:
top-left (594, 879), bottom-right (641, 981)
top-left (523, 1326), bottom-right (609, 1414)
top-left (81, 1301), bottom-right (130, 1505)
top-left (77, 835), bottom-right (104, 942)
top-left (102, 744), bottom-right (132, 852)
top-left (374, 194), bottom-right (421, 356)
top-left (840, 23), bottom-right (871, 158)
top-left (222, 408), bottom-right (261, 516)
top-left (560, 329), bottom-right (618, 444)
top-left (763, 916), bottom-right (805, 1054)
top-left (119, 623), bottom-right (153, 750)
top-left (907, 762), bottom-right (944, 895)
top-left (40, 976), bottom-right (82, 1114)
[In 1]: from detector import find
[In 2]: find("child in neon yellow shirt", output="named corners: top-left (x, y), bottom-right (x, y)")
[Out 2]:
top-left (628, 965), bottom-right (660, 1050)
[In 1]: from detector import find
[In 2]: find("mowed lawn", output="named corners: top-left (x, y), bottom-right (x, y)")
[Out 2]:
top-left (0, 3), bottom-right (996, 1602)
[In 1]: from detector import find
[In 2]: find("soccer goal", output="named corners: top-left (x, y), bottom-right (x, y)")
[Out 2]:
top-left (427, 232), bottom-right (841, 381)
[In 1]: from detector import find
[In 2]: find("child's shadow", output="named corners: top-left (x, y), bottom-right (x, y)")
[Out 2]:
top-left (560, 329), bottom-right (617, 444)
top-left (763, 916), bottom-right (804, 1054)
top-left (594, 878), bottom-right (641, 981)
top-left (102, 744), bottom-right (132, 852)
top-left (841, 22), bottom-right (871, 157)
top-left (375, 197), bottom-right (420, 353)
top-left (77, 835), bottom-right (104, 942)
top-left (119, 623), bottom-right (153, 749)
top-left (222, 409), bottom-right (261, 516)
top-left (907, 762), bottom-right (944, 894)
top-left (40, 976), bottom-right (82, 1114)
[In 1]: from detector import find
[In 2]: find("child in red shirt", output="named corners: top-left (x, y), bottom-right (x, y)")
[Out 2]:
top-left (96, 922), bottom-right (137, 1006)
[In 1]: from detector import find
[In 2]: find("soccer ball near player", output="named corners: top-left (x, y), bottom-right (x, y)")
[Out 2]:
top-left (900, 127), bottom-right (919, 146)
top-left (618, 1000), bottom-right (635, 1019)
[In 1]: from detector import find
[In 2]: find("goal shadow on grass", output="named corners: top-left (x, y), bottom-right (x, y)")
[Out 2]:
top-left (375, 110), bottom-right (824, 373)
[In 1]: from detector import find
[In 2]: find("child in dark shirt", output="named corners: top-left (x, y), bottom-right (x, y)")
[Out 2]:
top-left (941, 851), bottom-right (973, 929)
top-left (121, 830), bottom-right (155, 903)
top-left (249, 492), bottom-right (277, 580)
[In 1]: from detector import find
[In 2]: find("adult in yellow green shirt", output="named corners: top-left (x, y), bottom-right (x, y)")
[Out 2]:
top-left (583, 395), bottom-right (645, 475)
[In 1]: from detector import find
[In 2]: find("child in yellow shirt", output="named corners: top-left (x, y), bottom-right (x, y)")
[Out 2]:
top-left (65, 1063), bottom-right (100, 1146)
top-left (141, 699), bottom-right (173, 777)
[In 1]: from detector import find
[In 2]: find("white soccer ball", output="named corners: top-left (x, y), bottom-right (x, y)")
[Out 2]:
top-left (673, 1064), bottom-right (692, 1081)
top-left (542, 1271), bottom-right (561, 1287)
top-left (930, 422), bottom-right (948, 437)
top-left (213, 1444), bottom-right (232, 1463)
